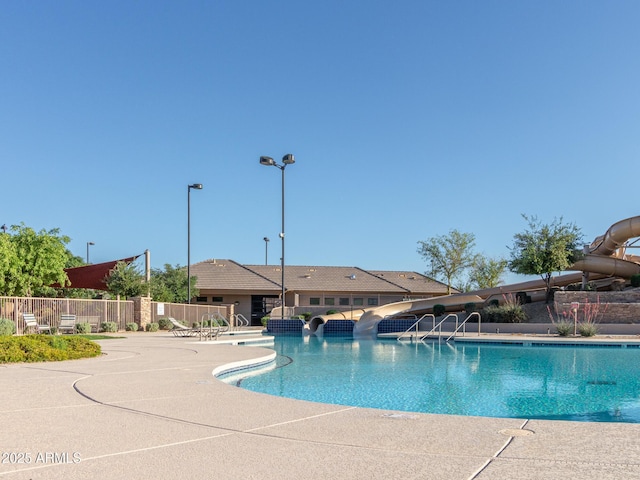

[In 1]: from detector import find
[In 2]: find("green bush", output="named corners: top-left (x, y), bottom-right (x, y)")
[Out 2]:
top-left (578, 323), bottom-right (598, 337)
top-left (261, 316), bottom-right (269, 327)
top-left (101, 322), bottom-right (118, 333)
top-left (0, 335), bottom-right (101, 363)
top-left (482, 304), bottom-right (527, 323)
top-left (300, 312), bottom-right (312, 321)
top-left (0, 318), bottom-right (16, 336)
top-left (76, 323), bottom-right (92, 334)
top-left (145, 322), bottom-right (159, 332)
top-left (325, 309), bottom-right (339, 315)
top-left (555, 321), bottom-right (573, 336)
top-left (157, 318), bottom-right (172, 330)
top-left (433, 304), bottom-right (446, 317)
top-left (631, 274), bottom-right (640, 288)
top-left (464, 302), bottom-right (477, 314)
top-left (125, 323), bottom-right (139, 332)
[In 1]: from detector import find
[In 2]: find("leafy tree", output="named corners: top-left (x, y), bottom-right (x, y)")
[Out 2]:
top-left (0, 224), bottom-right (70, 296)
top-left (105, 261), bottom-right (146, 298)
top-left (508, 214), bottom-right (583, 302)
top-left (417, 230), bottom-right (477, 294)
top-left (149, 264), bottom-right (198, 303)
top-left (0, 232), bottom-right (18, 295)
top-left (468, 256), bottom-right (508, 290)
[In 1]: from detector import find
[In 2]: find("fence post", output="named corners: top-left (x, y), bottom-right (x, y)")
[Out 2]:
top-left (133, 297), bottom-right (152, 330)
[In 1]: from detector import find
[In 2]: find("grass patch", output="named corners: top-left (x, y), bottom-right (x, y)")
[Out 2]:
top-left (76, 334), bottom-right (124, 340)
top-left (0, 335), bottom-right (102, 363)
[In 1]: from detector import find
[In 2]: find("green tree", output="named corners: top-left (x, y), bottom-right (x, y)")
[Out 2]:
top-left (149, 264), bottom-right (198, 303)
top-left (0, 224), bottom-right (70, 296)
top-left (508, 214), bottom-right (583, 302)
top-left (468, 256), bottom-right (508, 290)
top-left (105, 261), bottom-right (146, 298)
top-left (0, 231), bottom-right (19, 295)
top-left (417, 230), bottom-right (477, 294)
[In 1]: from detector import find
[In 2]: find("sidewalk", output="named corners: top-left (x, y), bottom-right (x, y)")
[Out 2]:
top-left (1, 333), bottom-right (640, 479)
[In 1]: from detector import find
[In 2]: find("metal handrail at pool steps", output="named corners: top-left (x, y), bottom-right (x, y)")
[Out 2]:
top-left (379, 331), bottom-right (640, 348)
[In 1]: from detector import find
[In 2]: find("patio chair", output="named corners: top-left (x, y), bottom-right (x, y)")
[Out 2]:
top-left (167, 317), bottom-right (219, 339)
top-left (167, 317), bottom-right (198, 337)
top-left (22, 313), bottom-right (52, 334)
top-left (58, 314), bottom-right (77, 334)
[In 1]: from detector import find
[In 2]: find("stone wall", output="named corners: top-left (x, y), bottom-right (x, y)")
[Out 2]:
top-left (554, 290), bottom-right (640, 324)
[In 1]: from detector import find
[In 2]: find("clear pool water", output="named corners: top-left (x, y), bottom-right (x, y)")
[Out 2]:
top-left (223, 335), bottom-right (640, 423)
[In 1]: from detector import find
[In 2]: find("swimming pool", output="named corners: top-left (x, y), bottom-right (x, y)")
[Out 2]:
top-left (221, 335), bottom-right (640, 423)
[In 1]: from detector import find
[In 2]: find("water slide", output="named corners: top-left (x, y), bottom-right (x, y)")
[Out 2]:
top-left (309, 216), bottom-right (640, 337)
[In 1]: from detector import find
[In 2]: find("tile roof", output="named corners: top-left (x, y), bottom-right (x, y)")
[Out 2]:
top-left (192, 259), bottom-right (450, 295)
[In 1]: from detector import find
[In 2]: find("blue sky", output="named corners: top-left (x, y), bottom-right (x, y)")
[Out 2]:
top-left (2, 1), bottom-right (639, 283)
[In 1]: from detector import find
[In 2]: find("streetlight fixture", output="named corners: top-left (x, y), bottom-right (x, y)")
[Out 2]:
top-left (86, 242), bottom-right (95, 263)
top-left (259, 154), bottom-right (295, 319)
top-left (263, 237), bottom-right (270, 265)
top-left (187, 183), bottom-right (203, 304)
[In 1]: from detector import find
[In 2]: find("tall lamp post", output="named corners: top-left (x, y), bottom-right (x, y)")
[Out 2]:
top-left (260, 154), bottom-right (295, 319)
top-left (86, 242), bottom-right (95, 263)
top-left (263, 237), bottom-right (270, 265)
top-left (187, 183), bottom-right (203, 304)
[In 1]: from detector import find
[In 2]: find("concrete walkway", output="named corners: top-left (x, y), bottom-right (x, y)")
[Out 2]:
top-left (2, 333), bottom-right (640, 479)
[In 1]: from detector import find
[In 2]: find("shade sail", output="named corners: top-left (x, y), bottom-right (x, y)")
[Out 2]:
top-left (53, 255), bottom-right (141, 290)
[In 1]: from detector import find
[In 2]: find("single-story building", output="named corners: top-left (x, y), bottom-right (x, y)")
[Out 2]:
top-left (190, 259), bottom-right (454, 325)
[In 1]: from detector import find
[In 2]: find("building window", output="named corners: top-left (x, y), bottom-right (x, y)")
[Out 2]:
top-left (353, 298), bottom-right (363, 306)
top-left (339, 298), bottom-right (350, 306)
top-left (310, 297), bottom-right (320, 305)
top-left (367, 298), bottom-right (379, 306)
top-left (211, 296), bottom-right (223, 303)
top-left (324, 298), bottom-right (335, 306)
top-left (196, 296), bottom-right (208, 303)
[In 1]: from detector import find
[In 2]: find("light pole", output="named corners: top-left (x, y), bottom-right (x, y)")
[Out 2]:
top-left (187, 183), bottom-right (203, 304)
top-left (86, 242), bottom-right (94, 263)
top-left (263, 237), bottom-right (270, 265)
top-left (260, 154), bottom-right (295, 319)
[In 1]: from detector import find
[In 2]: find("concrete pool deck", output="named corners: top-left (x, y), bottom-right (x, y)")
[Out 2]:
top-left (2, 333), bottom-right (640, 479)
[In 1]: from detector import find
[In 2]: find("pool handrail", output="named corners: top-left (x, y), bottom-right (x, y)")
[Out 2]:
top-left (445, 312), bottom-right (482, 342)
top-left (396, 314), bottom-right (435, 342)
top-left (419, 313), bottom-right (459, 342)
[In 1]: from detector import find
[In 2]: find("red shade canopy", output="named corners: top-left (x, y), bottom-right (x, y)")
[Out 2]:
top-left (53, 256), bottom-right (141, 290)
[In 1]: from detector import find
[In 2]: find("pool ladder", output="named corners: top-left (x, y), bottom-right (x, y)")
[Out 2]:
top-left (397, 312), bottom-right (481, 343)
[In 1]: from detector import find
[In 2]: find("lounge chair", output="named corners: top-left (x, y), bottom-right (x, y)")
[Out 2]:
top-left (167, 317), bottom-right (219, 338)
top-left (167, 317), bottom-right (198, 337)
top-left (22, 313), bottom-right (52, 334)
top-left (58, 314), bottom-right (77, 334)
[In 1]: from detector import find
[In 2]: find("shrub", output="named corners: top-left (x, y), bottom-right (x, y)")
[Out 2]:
top-left (482, 304), bottom-right (526, 323)
top-left (125, 323), bottom-right (139, 332)
top-left (555, 322), bottom-right (573, 336)
top-left (325, 309), bottom-right (339, 315)
top-left (300, 312), bottom-right (312, 321)
top-left (145, 322), bottom-right (159, 332)
top-left (261, 316), bottom-right (269, 327)
top-left (76, 323), bottom-right (92, 334)
top-left (0, 318), bottom-right (16, 336)
top-left (0, 335), bottom-right (101, 363)
top-left (578, 322), bottom-right (598, 337)
top-left (101, 322), bottom-right (118, 333)
top-left (157, 318), bottom-right (172, 330)
top-left (631, 274), bottom-right (640, 288)
top-left (464, 302), bottom-right (477, 314)
top-left (433, 304), bottom-right (446, 316)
